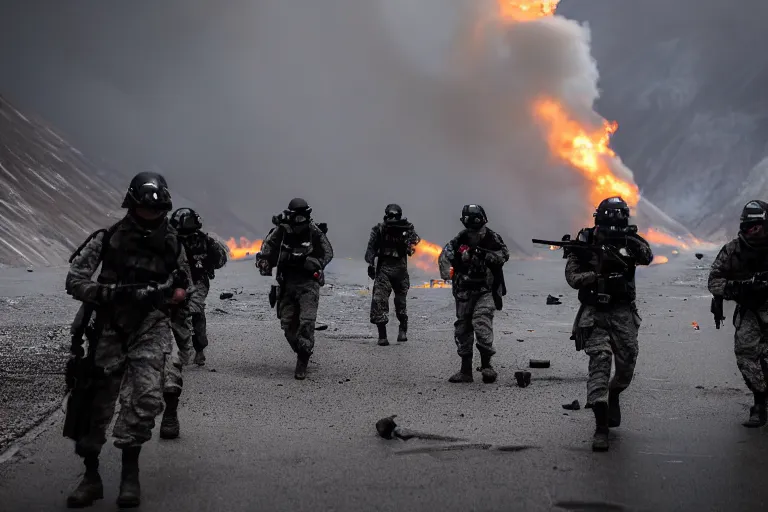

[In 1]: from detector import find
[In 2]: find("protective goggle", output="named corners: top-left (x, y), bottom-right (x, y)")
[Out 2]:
top-left (385, 211), bottom-right (400, 219)
top-left (595, 208), bottom-right (630, 219)
top-left (131, 183), bottom-right (171, 208)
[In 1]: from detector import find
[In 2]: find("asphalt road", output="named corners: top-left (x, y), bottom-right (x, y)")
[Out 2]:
top-left (1, 253), bottom-right (767, 511)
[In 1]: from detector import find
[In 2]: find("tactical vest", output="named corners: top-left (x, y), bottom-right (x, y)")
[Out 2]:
top-left (278, 228), bottom-right (315, 272)
top-left (576, 227), bottom-right (636, 306)
top-left (733, 236), bottom-right (768, 309)
top-left (379, 222), bottom-right (410, 259)
top-left (97, 218), bottom-right (179, 287)
top-left (452, 231), bottom-right (495, 289)
top-left (181, 231), bottom-right (209, 282)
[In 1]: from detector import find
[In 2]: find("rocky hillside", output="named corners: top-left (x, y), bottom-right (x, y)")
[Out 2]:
top-left (0, 95), bottom-right (123, 266)
top-left (559, 0), bottom-right (768, 240)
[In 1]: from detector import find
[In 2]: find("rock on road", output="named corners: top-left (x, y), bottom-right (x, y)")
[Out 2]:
top-left (1, 255), bottom-right (767, 511)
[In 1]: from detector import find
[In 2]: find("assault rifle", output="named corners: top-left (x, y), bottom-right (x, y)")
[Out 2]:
top-left (532, 235), bottom-right (629, 305)
top-left (710, 296), bottom-right (725, 329)
top-left (63, 272), bottom-right (182, 441)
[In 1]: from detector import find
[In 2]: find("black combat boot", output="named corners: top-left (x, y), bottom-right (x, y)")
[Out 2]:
top-left (480, 353), bottom-right (498, 384)
top-left (160, 392), bottom-right (180, 439)
top-left (592, 402), bottom-right (610, 452)
top-left (294, 353), bottom-right (309, 380)
top-left (448, 356), bottom-right (474, 383)
top-left (608, 387), bottom-right (623, 428)
top-left (377, 324), bottom-right (389, 346)
top-left (743, 392), bottom-right (767, 428)
top-left (116, 447), bottom-right (141, 508)
top-left (66, 453), bottom-right (103, 508)
top-left (397, 320), bottom-right (408, 342)
top-left (193, 349), bottom-right (206, 366)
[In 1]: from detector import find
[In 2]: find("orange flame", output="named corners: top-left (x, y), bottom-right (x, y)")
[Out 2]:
top-left (411, 239), bottom-right (443, 273)
top-left (650, 255), bottom-right (669, 265)
top-left (498, 1), bottom-right (560, 21)
top-left (533, 98), bottom-right (639, 208)
top-left (412, 279), bottom-right (452, 289)
top-left (226, 237), bottom-right (263, 260)
top-left (641, 228), bottom-right (710, 251)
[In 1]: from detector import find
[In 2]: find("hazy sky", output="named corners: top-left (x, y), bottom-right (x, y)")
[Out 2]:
top-left (1, 1), bottom-right (765, 251)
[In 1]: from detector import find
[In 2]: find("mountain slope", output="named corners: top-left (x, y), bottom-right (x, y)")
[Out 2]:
top-left (0, 94), bottom-right (123, 266)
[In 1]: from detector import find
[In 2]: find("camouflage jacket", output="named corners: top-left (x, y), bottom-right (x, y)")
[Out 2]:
top-left (66, 215), bottom-right (192, 311)
top-left (565, 227), bottom-right (653, 305)
top-left (180, 230), bottom-right (228, 283)
top-left (439, 228), bottom-right (509, 292)
top-left (708, 234), bottom-right (768, 307)
top-left (364, 220), bottom-right (420, 267)
top-left (258, 222), bottom-right (333, 279)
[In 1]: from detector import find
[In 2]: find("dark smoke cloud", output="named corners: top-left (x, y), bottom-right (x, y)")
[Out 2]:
top-left (1, 1), bottom-right (765, 252)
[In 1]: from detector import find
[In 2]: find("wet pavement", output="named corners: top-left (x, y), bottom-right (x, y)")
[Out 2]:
top-left (1, 254), bottom-right (767, 511)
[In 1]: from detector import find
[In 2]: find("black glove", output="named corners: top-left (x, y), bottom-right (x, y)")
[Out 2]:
top-left (256, 257), bottom-right (272, 276)
top-left (304, 257), bottom-right (322, 273)
top-left (171, 269), bottom-right (189, 290)
top-left (133, 284), bottom-right (165, 304)
top-left (367, 265), bottom-right (376, 280)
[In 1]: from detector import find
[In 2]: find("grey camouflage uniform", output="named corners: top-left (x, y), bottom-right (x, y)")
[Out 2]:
top-left (181, 232), bottom-right (228, 352)
top-left (365, 221), bottom-right (420, 325)
top-left (708, 237), bottom-right (768, 393)
top-left (164, 304), bottom-right (193, 395)
top-left (259, 223), bottom-right (333, 356)
top-left (65, 218), bottom-right (191, 454)
top-left (439, 228), bottom-right (509, 357)
top-left (565, 229), bottom-right (653, 405)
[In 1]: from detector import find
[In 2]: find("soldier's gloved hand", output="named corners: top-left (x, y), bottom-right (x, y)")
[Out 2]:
top-left (304, 257), bottom-right (322, 273)
top-left (256, 258), bottom-right (272, 276)
top-left (367, 265), bottom-right (376, 280)
top-left (578, 271), bottom-right (598, 287)
top-left (171, 269), bottom-right (190, 291)
top-left (133, 284), bottom-right (164, 304)
top-left (484, 251), bottom-right (502, 265)
top-left (407, 246), bottom-right (416, 256)
top-left (459, 245), bottom-right (471, 262)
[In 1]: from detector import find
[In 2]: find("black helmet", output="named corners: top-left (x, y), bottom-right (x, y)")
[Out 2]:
top-left (170, 208), bottom-right (203, 233)
top-left (121, 172), bottom-right (172, 211)
top-left (286, 197), bottom-right (312, 225)
top-left (594, 196), bottom-right (630, 228)
top-left (384, 204), bottom-right (403, 222)
top-left (460, 204), bottom-right (487, 229)
top-left (740, 200), bottom-right (768, 233)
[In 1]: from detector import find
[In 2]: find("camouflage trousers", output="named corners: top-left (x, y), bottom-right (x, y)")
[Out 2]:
top-left (76, 311), bottom-right (172, 455)
top-left (575, 303), bottom-right (640, 406)
top-left (164, 307), bottom-right (193, 396)
top-left (370, 262), bottom-right (409, 325)
top-left (278, 278), bottom-right (321, 357)
top-left (454, 291), bottom-right (495, 358)
top-left (733, 304), bottom-right (768, 394)
top-left (189, 279), bottom-right (209, 352)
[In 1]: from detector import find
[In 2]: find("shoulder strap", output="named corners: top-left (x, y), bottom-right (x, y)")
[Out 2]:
top-left (68, 222), bottom-right (120, 264)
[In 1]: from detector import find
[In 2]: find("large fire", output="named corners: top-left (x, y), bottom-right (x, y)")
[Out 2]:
top-left (498, 1), bottom-right (560, 22)
top-left (226, 237), bottom-right (263, 260)
top-left (411, 239), bottom-right (444, 273)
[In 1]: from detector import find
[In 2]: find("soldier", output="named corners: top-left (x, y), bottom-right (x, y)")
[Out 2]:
top-left (64, 172), bottom-right (190, 508)
top-left (365, 204), bottom-right (420, 345)
top-left (708, 200), bottom-right (768, 428)
top-left (169, 208), bottom-right (228, 366)
top-left (564, 196), bottom-right (653, 452)
top-left (256, 198), bottom-right (333, 380)
top-left (438, 204), bottom-right (509, 384)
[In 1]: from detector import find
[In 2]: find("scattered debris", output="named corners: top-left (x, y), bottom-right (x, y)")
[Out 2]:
top-left (529, 359), bottom-right (550, 369)
top-left (213, 308), bottom-right (229, 314)
top-left (375, 415), bottom-right (465, 442)
top-left (695, 253), bottom-right (704, 260)
top-left (516, 339), bottom-right (525, 343)
top-left (25, 268), bottom-right (33, 273)
top-left (315, 323), bottom-right (329, 331)
top-left (562, 400), bottom-right (581, 411)
top-left (514, 371), bottom-right (532, 388)
top-left (219, 292), bottom-right (234, 300)
top-left (692, 322), bottom-right (700, 330)
top-left (546, 295), bottom-right (562, 305)
top-left (209, 369), bottom-right (217, 373)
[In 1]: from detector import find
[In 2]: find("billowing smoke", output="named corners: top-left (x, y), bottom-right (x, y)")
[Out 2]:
top-left (0, 1), bottom-right (686, 254)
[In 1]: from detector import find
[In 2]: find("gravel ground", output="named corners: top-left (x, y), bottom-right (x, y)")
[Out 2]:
top-left (0, 267), bottom-right (76, 453)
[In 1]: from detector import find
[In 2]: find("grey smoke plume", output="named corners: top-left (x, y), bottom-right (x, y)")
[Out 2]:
top-left (0, 1), bottom-right (691, 254)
